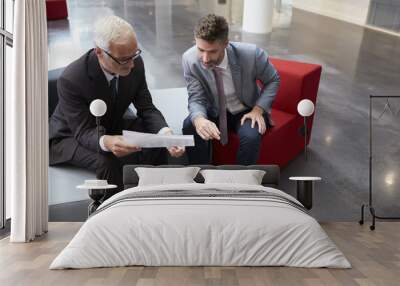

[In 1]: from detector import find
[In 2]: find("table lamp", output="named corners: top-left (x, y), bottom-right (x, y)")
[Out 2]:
top-left (85, 99), bottom-right (108, 214)
top-left (297, 99), bottom-right (315, 161)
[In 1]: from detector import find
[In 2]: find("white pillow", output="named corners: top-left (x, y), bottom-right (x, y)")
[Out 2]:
top-left (200, 169), bottom-right (266, 185)
top-left (135, 167), bottom-right (200, 186)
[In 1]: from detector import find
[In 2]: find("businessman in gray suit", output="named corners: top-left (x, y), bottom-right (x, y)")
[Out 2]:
top-left (182, 14), bottom-right (280, 165)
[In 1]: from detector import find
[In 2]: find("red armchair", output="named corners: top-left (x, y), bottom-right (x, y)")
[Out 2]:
top-left (46, 0), bottom-right (68, 20)
top-left (212, 58), bottom-right (322, 167)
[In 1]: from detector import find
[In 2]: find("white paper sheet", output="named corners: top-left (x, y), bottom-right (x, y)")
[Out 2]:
top-left (122, 130), bottom-right (194, 148)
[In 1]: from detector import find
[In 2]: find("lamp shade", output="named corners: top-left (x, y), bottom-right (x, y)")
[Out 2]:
top-left (90, 99), bottom-right (107, 117)
top-left (297, 99), bottom-right (315, 117)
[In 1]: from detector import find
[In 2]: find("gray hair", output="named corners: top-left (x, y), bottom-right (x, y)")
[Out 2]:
top-left (94, 15), bottom-right (136, 50)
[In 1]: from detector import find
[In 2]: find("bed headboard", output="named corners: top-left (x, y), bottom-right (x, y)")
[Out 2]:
top-left (123, 165), bottom-right (280, 189)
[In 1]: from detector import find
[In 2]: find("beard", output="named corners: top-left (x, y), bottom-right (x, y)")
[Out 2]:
top-left (200, 60), bottom-right (218, 69)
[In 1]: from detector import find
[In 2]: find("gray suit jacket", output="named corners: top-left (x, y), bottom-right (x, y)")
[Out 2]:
top-left (182, 42), bottom-right (280, 122)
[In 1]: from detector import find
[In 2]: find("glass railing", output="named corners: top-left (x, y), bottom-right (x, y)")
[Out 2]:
top-left (368, 0), bottom-right (400, 33)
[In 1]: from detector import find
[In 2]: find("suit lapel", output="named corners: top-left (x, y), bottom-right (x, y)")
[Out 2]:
top-left (227, 44), bottom-right (242, 100)
top-left (196, 62), bottom-right (216, 96)
top-left (87, 50), bottom-right (114, 121)
top-left (115, 73), bottom-right (133, 116)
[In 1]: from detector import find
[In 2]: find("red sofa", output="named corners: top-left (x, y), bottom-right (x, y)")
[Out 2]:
top-left (212, 58), bottom-right (322, 167)
top-left (46, 0), bottom-right (68, 20)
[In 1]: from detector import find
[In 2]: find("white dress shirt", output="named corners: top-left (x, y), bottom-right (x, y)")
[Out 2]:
top-left (215, 50), bottom-right (247, 114)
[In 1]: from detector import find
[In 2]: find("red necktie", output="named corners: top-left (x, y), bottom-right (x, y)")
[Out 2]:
top-left (213, 68), bottom-right (228, 145)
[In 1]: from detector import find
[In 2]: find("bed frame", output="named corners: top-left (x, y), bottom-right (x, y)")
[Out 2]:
top-left (123, 165), bottom-right (280, 189)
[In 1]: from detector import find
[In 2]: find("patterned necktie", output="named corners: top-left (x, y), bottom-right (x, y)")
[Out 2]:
top-left (213, 67), bottom-right (228, 145)
top-left (110, 76), bottom-right (118, 105)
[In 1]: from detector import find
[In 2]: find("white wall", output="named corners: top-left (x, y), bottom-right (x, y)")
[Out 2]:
top-left (292, 0), bottom-right (371, 26)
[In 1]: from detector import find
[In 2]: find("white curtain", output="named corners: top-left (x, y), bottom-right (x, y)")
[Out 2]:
top-left (8, 0), bottom-right (48, 242)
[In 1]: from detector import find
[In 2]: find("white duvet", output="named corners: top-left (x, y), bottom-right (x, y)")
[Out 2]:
top-left (50, 183), bottom-right (351, 269)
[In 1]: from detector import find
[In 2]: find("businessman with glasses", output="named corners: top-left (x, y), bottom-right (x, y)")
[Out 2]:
top-left (49, 15), bottom-right (185, 197)
top-left (100, 48), bottom-right (142, 65)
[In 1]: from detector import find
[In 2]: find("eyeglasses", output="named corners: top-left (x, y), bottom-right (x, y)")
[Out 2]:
top-left (101, 48), bottom-right (142, 65)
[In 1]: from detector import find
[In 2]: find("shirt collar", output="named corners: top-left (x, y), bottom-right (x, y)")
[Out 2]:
top-left (216, 49), bottom-right (228, 70)
top-left (100, 66), bottom-right (118, 84)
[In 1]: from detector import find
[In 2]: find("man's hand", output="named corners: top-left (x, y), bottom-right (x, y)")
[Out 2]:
top-left (168, 146), bottom-right (185, 158)
top-left (193, 117), bottom-right (221, 141)
top-left (103, 135), bottom-right (141, 157)
top-left (163, 129), bottom-right (186, 158)
top-left (240, 106), bottom-right (267, 135)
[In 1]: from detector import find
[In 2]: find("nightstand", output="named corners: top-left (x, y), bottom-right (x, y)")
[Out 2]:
top-left (77, 181), bottom-right (117, 216)
top-left (289, 177), bottom-right (321, 210)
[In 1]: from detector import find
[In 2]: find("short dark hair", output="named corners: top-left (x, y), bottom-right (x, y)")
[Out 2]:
top-left (194, 14), bottom-right (229, 43)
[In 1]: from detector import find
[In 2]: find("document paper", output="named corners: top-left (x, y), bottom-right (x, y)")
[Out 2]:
top-left (122, 130), bottom-right (194, 148)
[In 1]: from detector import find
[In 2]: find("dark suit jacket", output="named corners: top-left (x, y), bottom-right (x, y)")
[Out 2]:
top-left (49, 49), bottom-right (168, 165)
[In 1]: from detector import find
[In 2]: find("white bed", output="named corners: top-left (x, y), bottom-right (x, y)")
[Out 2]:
top-left (50, 182), bottom-right (350, 269)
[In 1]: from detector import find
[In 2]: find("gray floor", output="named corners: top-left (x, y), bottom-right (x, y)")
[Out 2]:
top-left (48, 0), bottom-right (400, 222)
